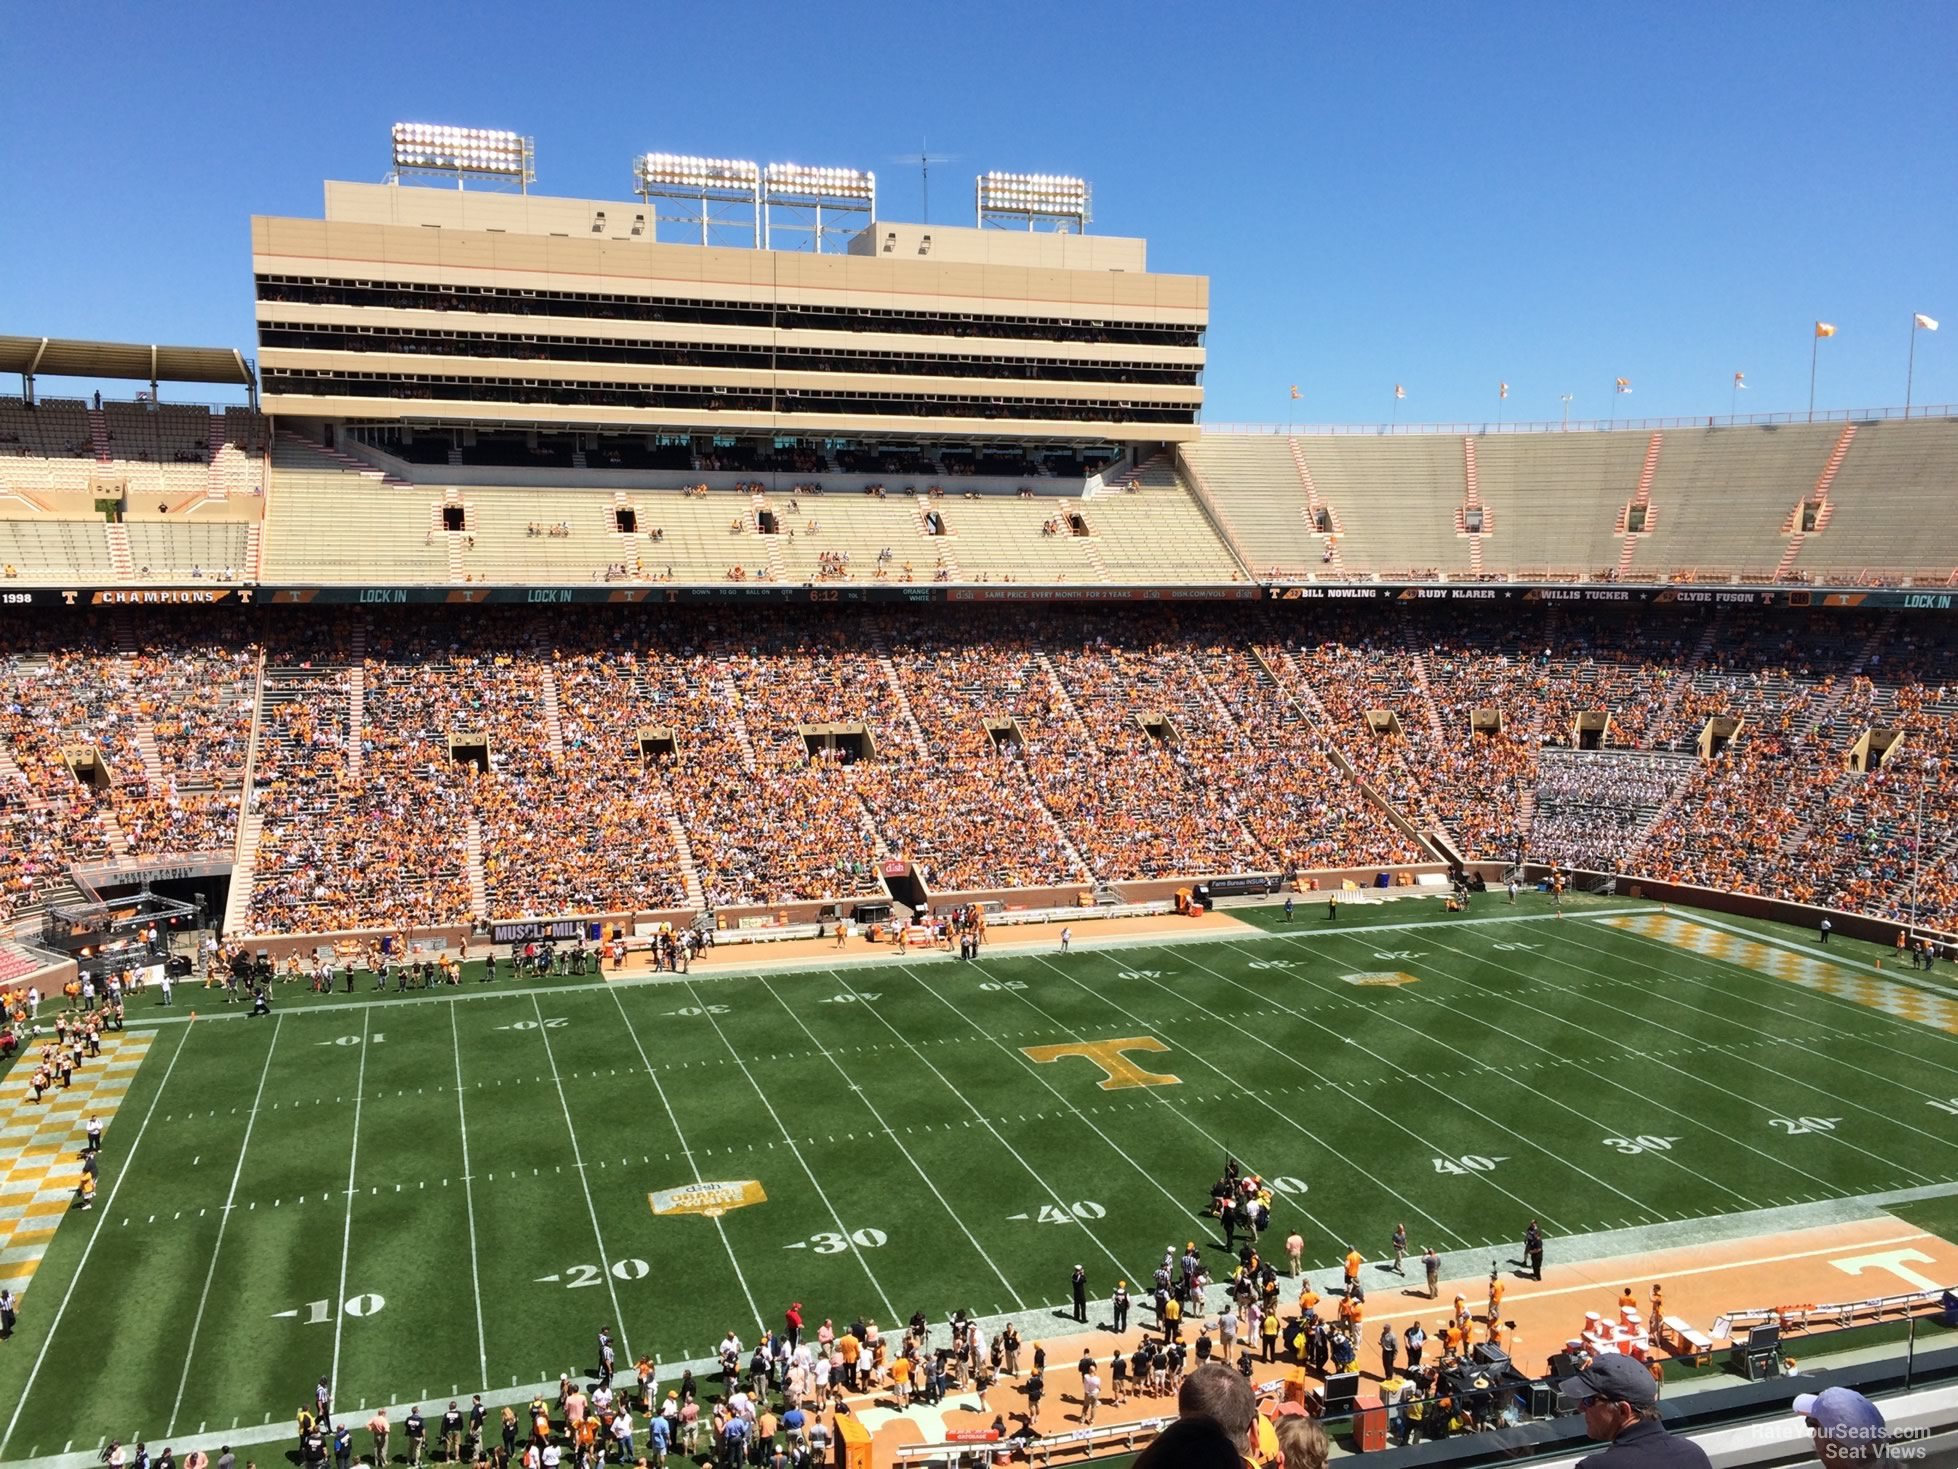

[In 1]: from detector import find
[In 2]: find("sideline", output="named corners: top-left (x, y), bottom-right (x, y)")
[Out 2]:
top-left (8, 1183), bottom-right (1952, 1469)
top-left (115, 904), bottom-right (1650, 1031)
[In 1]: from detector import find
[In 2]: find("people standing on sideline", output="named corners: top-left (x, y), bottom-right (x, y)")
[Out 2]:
top-left (1112, 1280), bottom-right (1131, 1333)
top-left (1282, 896), bottom-right (1294, 923)
top-left (1391, 1223), bottom-right (1407, 1274)
top-left (1071, 1265), bottom-right (1088, 1322)
top-left (1379, 1323), bottom-right (1398, 1380)
top-left (1524, 1220), bottom-right (1545, 1281)
top-left (1423, 1246), bottom-right (1441, 1299)
top-left (1285, 1230), bottom-right (1304, 1277)
top-left (1404, 1321), bottom-right (1425, 1372)
top-left (1060, 926), bottom-right (1072, 954)
top-left (1819, 918), bottom-right (1832, 944)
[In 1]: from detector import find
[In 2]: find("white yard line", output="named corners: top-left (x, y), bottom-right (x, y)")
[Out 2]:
top-left (1581, 917), bottom-right (1958, 1079)
top-left (1406, 925), bottom-right (1941, 1187)
top-left (676, 978), bottom-right (899, 1322)
top-left (450, 1003), bottom-right (489, 1389)
top-left (603, 983), bottom-right (764, 1333)
top-left (168, 1014), bottom-right (286, 1435)
top-left (1663, 910), bottom-right (1958, 1007)
top-left (0, 1025), bottom-right (197, 1458)
top-left (764, 972), bottom-right (1027, 1309)
top-left (327, 1008), bottom-right (371, 1407)
top-left (530, 993), bottom-right (633, 1359)
top-left (1509, 926), bottom-right (1957, 1174)
top-left (1270, 936), bottom-right (1774, 1208)
top-left (1143, 947), bottom-right (1594, 1232)
top-left (895, 962), bottom-right (1221, 1263)
top-left (1005, 955), bottom-right (1349, 1249)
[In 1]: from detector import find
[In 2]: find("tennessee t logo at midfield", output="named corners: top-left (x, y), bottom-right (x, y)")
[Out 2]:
top-left (1021, 1037), bottom-right (1181, 1090)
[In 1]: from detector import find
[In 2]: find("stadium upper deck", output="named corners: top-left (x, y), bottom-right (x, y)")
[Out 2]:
top-left (251, 181), bottom-right (1207, 443)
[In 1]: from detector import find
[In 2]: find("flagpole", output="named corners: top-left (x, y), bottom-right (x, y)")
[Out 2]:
top-left (1809, 332), bottom-right (1819, 422)
top-left (1907, 318), bottom-right (1918, 419)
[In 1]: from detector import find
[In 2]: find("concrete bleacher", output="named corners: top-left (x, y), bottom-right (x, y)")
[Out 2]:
top-left (1293, 435), bottom-right (1473, 577)
top-left (770, 493), bottom-right (939, 584)
top-left (0, 398), bottom-right (91, 460)
top-left (100, 401), bottom-right (213, 462)
top-left (1179, 436), bottom-right (1323, 575)
top-left (1474, 430), bottom-right (1650, 576)
top-left (0, 519), bottom-right (115, 581)
top-left (262, 466), bottom-right (448, 583)
top-left (125, 521), bottom-right (252, 579)
top-left (935, 497), bottom-right (1100, 582)
top-left (1639, 422), bottom-right (1843, 577)
top-left (460, 488), bottom-right (745, 584)
top-left (1792, 418), bottom-right (1958, 582)
top-left (1090, 473), bottom-right (1245, 582)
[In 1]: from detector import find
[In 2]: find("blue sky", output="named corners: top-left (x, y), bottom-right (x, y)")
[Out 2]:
top-left (2, 0), bottom-right (1952, 425)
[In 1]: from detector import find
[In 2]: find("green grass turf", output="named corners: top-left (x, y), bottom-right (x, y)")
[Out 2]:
top-left (4, 891), bottom-right (1958, 1460)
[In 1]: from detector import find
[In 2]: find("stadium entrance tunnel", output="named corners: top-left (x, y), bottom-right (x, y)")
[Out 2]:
top-left (880, 862), bottom-right (930, 913)
top-left (62, 746), bottom-right (113, 792)
top-left (449, 733), bottom-right (490, 772)
top-left (800, 723), bottom-right (874, 763)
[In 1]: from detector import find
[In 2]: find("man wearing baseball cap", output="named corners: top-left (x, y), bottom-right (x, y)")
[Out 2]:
top-left (1555, 1354), bottom-right (1711, 1469)
top-left (1794, 1387), bottom-right (1887, 1465)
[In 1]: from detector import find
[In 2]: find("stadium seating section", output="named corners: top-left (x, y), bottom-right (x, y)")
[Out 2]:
top-left (6, 403), bottom-right (1958, 941)
top-left (0, 601), bottom-right (1956, 947)
top-left (0, 397), bottom-right (264, 584)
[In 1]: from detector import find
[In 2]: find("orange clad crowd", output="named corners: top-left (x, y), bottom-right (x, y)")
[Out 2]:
top-left (2, 604), bottom-right (1956, 940)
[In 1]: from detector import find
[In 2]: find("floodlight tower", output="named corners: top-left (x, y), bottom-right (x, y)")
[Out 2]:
top-left (632, 155), bottom-right (762, 248)
top-left (975, 172), bottom-right (1091, 233)
top-left (763, 163), bottom-right (877, 253)
top-left (390, 123), bottom-right (535, 192)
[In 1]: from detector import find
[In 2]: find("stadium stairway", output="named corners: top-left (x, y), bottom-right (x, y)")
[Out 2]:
top-left (347, 621), bottom-right (368, 782)
top-left (711, 663), bottom-right (759, 775)
top-left (1285, 438), bottom-right (1345, 573)
top-left (661, 808), bottom-right (707, 911)
top-left (1460, 437), bottom-right (1485, 578)
top-left (1648, 615), bottom-right (1723, 736)
top-left (869, 636), bottom-right (932, 760)
top-left (86, 407), bottom-right (111, 464)
top-left (1775, 424), bottom-right (1858, 580)
top-left (105, 522), bottom-right (134, 580)
top-left (1616, 432), bottom-right (1665, 579)
top-left (540, 667), bottom-right (568, 759)
top-left (1036, 653), bottom-right (1100, 751)
top-left (1626, 757), bottom-right (1705, 859)
top-left (464, 814), bottom-right (489, 922)
top-left (1402, 631), bottom-right (1450, 746)
top-left (113, 620), bottom-right (171, 789)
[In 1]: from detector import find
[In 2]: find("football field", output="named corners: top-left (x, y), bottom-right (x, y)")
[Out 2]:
top-left (3, 892), bottom-right (1957, 1462)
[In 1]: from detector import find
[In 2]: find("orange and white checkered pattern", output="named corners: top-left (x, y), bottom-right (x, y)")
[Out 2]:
top-left (0, 1032), bottom-right (152, 1300)
top-left (1603, 913), bottom-right (1958, 1035)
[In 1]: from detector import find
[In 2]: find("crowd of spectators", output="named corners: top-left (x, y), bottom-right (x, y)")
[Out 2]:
top-left (0, 616), bottom-right (255, 920)
top-left (11, 604), bottom-right (1958, 940)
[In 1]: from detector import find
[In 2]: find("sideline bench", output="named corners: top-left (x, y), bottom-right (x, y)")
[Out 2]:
top-left (1659, 1315), bottom-right (1713, 1366)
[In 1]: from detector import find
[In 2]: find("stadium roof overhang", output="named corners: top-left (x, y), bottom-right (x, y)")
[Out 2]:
top-left (0, 335), bottom-right (256, 402)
